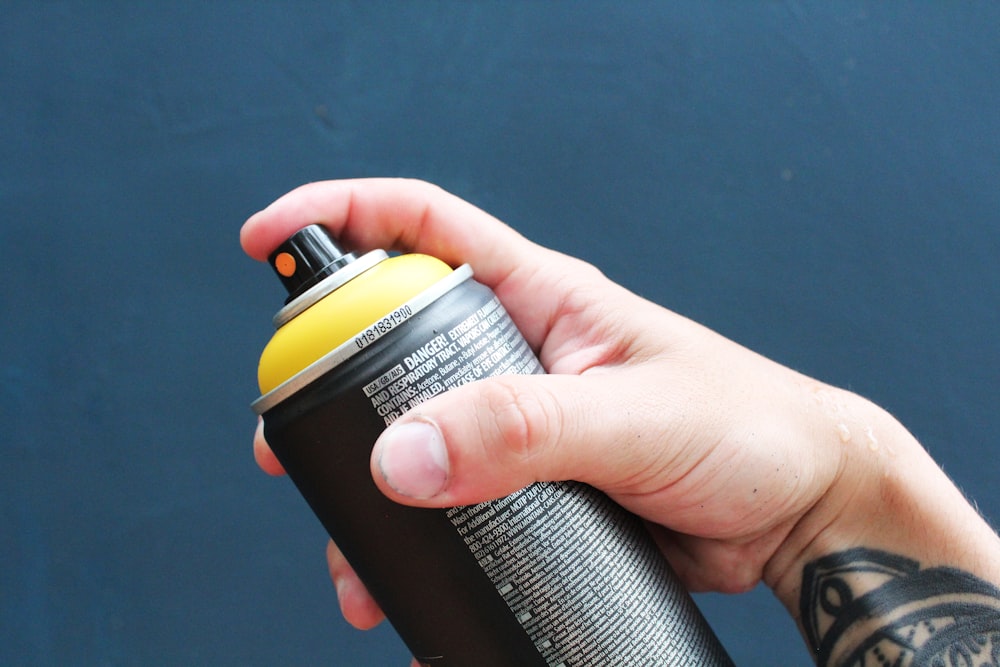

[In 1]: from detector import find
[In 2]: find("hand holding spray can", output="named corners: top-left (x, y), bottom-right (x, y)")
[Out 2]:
top-left (252, 224), bottom-right (733, 666)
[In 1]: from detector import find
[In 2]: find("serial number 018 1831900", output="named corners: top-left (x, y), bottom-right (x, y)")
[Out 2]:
top-left (354, 305), bottom-right (414, 349)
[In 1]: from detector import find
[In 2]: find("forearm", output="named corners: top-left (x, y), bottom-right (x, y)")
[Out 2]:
top-left (765, 388), bottom-right (1000, 665)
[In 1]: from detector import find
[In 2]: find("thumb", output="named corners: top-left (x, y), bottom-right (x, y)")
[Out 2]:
top-left (370, 370), bottom-right (666, 507)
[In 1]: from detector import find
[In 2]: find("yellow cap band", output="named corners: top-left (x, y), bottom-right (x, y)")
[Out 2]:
top-left (257, 254), bottom-right (453, 394)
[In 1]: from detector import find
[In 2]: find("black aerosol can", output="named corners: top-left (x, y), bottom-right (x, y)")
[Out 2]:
top-left (252, 225), bottom-right (733, 666)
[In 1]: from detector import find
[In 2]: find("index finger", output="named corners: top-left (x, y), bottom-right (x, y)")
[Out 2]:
top-left (240, 178), bottom-right (541, 290)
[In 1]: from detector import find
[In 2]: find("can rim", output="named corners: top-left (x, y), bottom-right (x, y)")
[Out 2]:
top-left (252, 264), bottom-right (474, 415)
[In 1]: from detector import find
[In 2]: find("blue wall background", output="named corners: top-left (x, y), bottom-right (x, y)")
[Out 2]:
top-left (3, 3), bottom-right (998, 665)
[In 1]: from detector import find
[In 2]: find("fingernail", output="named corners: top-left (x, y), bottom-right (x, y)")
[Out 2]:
top-left (375, 420), bottom-right (449, 499)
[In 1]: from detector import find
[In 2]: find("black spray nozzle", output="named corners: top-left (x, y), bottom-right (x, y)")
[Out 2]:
top-left (268, 225), bottom-right (357, 303)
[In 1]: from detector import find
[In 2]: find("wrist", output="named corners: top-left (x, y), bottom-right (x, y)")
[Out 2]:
top-left (764, 388), bottom-right (1000, 618)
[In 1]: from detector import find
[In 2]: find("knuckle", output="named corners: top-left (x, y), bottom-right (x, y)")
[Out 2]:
top-left (478, 379), bottom-right (560, 464)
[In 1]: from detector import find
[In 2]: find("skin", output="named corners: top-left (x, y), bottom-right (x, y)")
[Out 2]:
top-left (242, 178), bottom-right (1000, 664)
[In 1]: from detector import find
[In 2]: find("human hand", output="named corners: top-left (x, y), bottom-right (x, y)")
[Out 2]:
top-left (242, 179), bottom-right (1000, 656)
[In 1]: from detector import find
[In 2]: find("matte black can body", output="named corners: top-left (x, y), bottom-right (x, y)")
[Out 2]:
top-left (256, 253), bottom-right (733, 665)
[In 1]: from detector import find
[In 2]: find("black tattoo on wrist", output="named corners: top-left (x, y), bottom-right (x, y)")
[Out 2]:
top-left (800, 547), bottom-right (1000, 666)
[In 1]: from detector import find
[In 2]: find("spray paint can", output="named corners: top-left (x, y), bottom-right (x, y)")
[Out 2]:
top-left (252, 225), bottom-right (733, 666)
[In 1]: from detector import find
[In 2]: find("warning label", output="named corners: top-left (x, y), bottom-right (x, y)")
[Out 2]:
top-left (364, 297), bottom-right (540, 424)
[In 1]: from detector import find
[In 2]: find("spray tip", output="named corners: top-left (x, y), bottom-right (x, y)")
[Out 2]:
top-left (268, 225), bottom-right (357, 303)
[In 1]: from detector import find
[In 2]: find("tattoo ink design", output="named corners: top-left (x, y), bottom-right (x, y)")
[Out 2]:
top-left (801, 548), bottom-right (1000, 666)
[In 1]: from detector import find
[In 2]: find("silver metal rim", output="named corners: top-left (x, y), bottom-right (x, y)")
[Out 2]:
top-left (252, 264), bottom-right (474, 415)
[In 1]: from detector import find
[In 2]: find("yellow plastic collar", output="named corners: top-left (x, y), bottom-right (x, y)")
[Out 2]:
top-left (257, 254), bottom-right (452, 394)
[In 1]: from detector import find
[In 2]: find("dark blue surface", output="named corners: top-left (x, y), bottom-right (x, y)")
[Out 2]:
top-left (3, 3), bottom-right (998, 665)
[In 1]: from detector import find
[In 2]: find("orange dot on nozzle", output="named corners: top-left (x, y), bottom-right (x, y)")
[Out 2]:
top-left (274, 252), bottom-right (297, 277)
